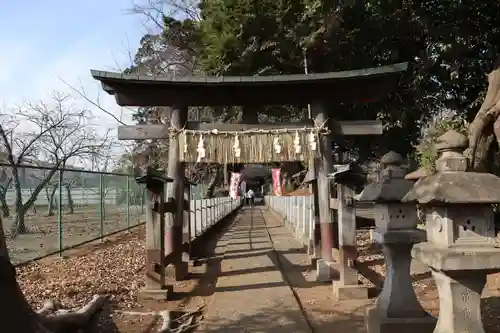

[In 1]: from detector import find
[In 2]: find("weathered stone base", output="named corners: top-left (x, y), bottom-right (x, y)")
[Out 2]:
top-left (137, 286), bottom-right (172, 301)
top-left (332, 281), bottom-right (369, 302)
top-left (316, 259), bottom-right (339, 282)
top-left (365, 306), bottom-right (436, 333)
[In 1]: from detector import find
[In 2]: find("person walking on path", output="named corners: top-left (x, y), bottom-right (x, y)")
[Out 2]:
top-left (246, 189), bottom-right (255, 206)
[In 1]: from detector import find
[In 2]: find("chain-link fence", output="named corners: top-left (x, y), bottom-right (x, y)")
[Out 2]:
top-left (2, 164), bottom-right (242, 265)
top-left (1, 164), bottom-right (146, 265)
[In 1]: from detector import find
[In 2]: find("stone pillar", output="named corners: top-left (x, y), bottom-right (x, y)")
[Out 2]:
top-left (402, 130), bottom-right (500, 333)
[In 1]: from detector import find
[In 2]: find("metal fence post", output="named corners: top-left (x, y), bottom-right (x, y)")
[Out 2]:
top-left (58, 170), bottom-right (63, 256)
top-left (81, 175), bottom-right (86, 206)
top-left (99, 173), bottom-right (104, 241)
top-left (125, 176), bottom-right (130, 230)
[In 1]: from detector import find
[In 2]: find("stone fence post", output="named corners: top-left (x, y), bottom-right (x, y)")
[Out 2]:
top-left (356, 151), bottom-right (435, 333)
top-left (403, 130), bottom-right (500, 333)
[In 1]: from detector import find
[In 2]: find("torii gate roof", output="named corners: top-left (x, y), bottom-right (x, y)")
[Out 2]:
top-left (90, 62), bottom-right (408, 107)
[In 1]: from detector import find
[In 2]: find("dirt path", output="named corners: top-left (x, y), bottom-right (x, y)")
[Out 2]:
top-left (198, 207), bottom-right (311, 333)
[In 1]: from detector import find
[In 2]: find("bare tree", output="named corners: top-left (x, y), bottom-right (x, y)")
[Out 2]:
top-left (0, 92), bottom-right (110, 236)
top-left (30, 168), bottom-right (83, 217)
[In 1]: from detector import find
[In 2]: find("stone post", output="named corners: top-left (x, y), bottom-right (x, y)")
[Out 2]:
top-left (402, 130), bottom-right (500, 333)
top-left (356, 151), bottom-right (435, 333)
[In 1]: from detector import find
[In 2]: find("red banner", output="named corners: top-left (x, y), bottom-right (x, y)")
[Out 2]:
top-left (229, 172), bottom-right (242, 200)
top-left (272, 168), bottom-right (282, 196)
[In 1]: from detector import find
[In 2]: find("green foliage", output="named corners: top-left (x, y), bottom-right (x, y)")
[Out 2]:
top-left (127, 0), bottom-right (500, 162)
top-left (416, 113), bottom-right (468, 172)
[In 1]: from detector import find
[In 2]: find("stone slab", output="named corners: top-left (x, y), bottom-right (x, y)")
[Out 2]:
top-left (332, 281), bottom-right (368, 302)
top-left (137, 287), bottom-right (171, 301)
top-left (412, 243), bottom-right (500, 271)
top-left (372, 228), bottom-right (426, 244)
top-left (365, 306), bottom-right (436, 333)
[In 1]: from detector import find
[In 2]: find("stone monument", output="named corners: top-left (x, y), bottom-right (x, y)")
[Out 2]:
top-left (403, 130), bottom-right (500, 333)
top-left (356, 151), bottom-right (436, 333)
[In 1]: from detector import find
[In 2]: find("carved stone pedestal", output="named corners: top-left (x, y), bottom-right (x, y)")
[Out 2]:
top-left (366, 230), bottom-right (435, 333)
top-left (432, 270), bottom-right (486, 333)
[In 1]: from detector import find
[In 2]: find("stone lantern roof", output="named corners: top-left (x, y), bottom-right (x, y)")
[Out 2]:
top-left (402, 130), bottom-right (500, 204)
top-left (355, 151), bottom-right (414, 202)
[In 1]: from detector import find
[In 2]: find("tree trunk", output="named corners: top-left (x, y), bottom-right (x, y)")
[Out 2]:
top-left (0, 218), bottom-right (45, 332)
top-left (11, 212), bottom-right (27, 235)
top-left (46, 186), bottom-right (58, 217)
top-left (11, 174), bottom-right (26, 236)
top-left (29, 187), bottom-right (37, 214)
top-left (65, 185), bottom-right (74, 214)
top-left (0, 186), bottom-right (10, 217)
top-left (468, 57), bottom-right (500, 170)
top-left (11, 168), bottom-right (58, 236)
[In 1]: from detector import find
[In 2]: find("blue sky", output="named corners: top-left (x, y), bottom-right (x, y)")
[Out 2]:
top-left (0, 0), bottom-right (150, 125)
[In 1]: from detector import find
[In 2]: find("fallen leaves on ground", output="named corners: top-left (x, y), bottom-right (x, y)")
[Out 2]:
top-left (16, 230), bottom-right (146, 311)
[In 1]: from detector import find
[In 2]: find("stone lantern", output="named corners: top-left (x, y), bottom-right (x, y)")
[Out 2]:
top-left (356, 151), bottom-right (436, 333)
top-left (402, 130), bottom-right (500, 333)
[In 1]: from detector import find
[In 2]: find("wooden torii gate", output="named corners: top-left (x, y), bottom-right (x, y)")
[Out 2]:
top-left (91, 62), bottom-right (407, 297)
